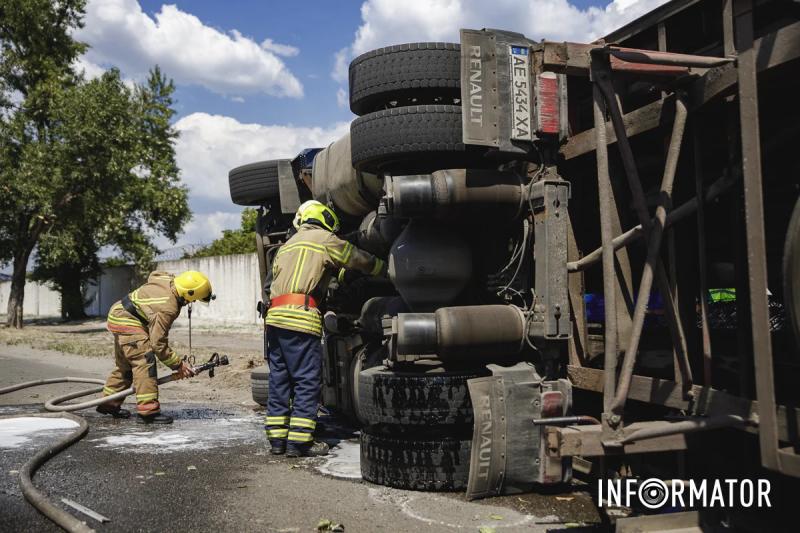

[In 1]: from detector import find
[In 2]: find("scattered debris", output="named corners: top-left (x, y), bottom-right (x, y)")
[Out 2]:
top-left (60, 498), bottom-right (110, 523)
top-left (316, 518), bottom-right (344, 531)
top-left (556, 496), bottom-right (574, 502)
top-left (154, 471), bottom-right (165, 476)
top-left (187, 465), bottom-right (197, 471)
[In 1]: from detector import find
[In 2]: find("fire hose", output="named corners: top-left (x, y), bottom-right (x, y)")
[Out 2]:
top-left (0, 353), bottom-right (229, 533)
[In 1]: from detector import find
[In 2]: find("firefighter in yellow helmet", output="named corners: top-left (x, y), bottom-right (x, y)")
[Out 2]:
top-left (265, 201), bottom-right (386, 456)
top-left (99, 270), bottom-right (215, 424)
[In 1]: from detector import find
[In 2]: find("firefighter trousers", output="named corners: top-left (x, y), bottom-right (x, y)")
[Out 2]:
top-left (103, 333), bottom-right (161, 415)
top-left (264, 326), bottom-right (322, 450)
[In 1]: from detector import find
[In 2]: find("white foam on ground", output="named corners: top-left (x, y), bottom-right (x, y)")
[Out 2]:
top-left (89, 417), bottom-right (264, 453)
top-left (0, 417), bottom-right (80, 449)
top-left (316, 440), bottom-right (361, 479)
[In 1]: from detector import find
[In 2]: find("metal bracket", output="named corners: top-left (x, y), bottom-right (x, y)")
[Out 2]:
top-left (528, 176), bottom-right (572, 342)
top-left (277, 159), bottom-right (301, 214)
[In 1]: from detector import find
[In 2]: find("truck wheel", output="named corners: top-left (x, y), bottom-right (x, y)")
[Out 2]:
top-left (360, 429), bottom-right (471, 491)
top-left (349, 43), bottom-right (460, 115)
top-left (229, 160), bottom-right (283, 206)
top-left (350, 105), bottom-right (496, 175)
top-left (251, 366), bottom-right (269, 406)
top-left (357, 364), bottom-right (487, 427)
top-left (784, 195), bottom-right (800, 347)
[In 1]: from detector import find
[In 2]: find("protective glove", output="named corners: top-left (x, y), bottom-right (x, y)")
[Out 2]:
top-left (173, 360), bottom-right (196, 380)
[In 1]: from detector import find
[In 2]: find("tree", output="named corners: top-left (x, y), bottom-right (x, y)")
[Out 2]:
top-left (30, 68), bottom-right (189, 320)
top-left (0, 0), bottom-right (88, 327)
top-left (0, 1), bottom-right (190, 326)
top-left (188, 208), bottom-right (258, 258)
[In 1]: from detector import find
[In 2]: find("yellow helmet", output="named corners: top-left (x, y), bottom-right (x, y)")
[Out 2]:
top-left (297, 201), bottom-right (340, 233)
top-left (293, 200), bottom-right (324, 229)
top-left (174, 271), bottom-right (214, 303)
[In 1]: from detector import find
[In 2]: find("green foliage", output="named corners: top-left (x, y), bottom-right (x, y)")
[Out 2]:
top-left (0, 0), bottom-right (190, 323)
top-left (188, 208), bottom-right (258, 258)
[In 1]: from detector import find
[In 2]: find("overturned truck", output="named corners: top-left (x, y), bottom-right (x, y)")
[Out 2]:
top-left (230, 0), bottom-right (800, 523)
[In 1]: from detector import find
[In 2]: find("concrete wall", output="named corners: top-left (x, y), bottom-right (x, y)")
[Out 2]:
top-left (0, 279), bottom-right (61, 317)
top-left (0, 254), bottom-right (262, 324)
top-left (157, 253), bottom-right (261, 325)
top-left (0, 266), bottom-right (135, 319)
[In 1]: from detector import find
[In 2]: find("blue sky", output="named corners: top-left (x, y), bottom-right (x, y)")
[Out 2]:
top-left (71, 0), bottom-right (669, 251)
top-left (136, 0), bottom-right (359, 127)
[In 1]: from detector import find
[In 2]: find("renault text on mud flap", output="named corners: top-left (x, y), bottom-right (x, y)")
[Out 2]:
top-left (468, 45), bottom-right (484, 127)
top-left (475, 393), bottom-right (492, 480)
top-left (459, 29), bottom-right (499, 147)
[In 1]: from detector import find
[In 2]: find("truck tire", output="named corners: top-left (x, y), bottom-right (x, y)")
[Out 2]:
top-left (350, 105), bottom-right (496, 175)
top-left (360, 429), bottom-right (471, 491)
top-left (229, 160), bottom-right (282, 206)
top-left (251, 366), bottom-right (269, 406)
top-left (357, 364), bottom-right (486, 427)
top-left (784, 195), bottom-right (800, 347)
top-left (349, 43), bottom-right (460, 115)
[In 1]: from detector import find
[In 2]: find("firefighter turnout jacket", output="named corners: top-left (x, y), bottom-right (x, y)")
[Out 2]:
top-left (106, 271), bottom-right (183, 369)
top-left (265, 224), bottom-right (385, 336)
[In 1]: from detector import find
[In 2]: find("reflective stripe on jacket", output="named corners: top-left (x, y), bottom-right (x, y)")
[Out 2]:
top-left (266, 224), bottom-right (384, 336)
top-left (106, 271), bottom-right (182, 368)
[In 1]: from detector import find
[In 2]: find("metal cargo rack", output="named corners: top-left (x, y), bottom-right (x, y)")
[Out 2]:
top-left (461, 0), bottom-right (800, 478)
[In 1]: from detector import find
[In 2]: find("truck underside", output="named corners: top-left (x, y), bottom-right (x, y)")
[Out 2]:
top-left (230, 0), bottom-right (800, 527)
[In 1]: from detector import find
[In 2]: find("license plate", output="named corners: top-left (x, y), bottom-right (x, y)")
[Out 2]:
top-left (509, 46), bottom-right (532, 141)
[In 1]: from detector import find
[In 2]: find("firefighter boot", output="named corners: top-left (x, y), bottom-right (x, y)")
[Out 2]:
top-left (96, 404), bottom-right (132, 419)
top-left (286, 441), bottom-right (329, 458)
top-left (270, 440), bottom-right (287, 455)
top-left (137, 413), bottom-right (174, 425)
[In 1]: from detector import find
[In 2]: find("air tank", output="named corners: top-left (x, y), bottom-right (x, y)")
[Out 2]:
top-left (388, 220), bottom-right (472, 311)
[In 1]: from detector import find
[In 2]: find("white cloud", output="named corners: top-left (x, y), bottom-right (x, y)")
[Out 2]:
top-left (177, 210), bottom-right (243, 247)
top-left (166, 113), bottom-right (349, 246)
top-left (76, 0), bottom-right (303, 98)
top-left (173, 112), bottom-right (349, 204)
top-left (73, 56), bottom-right (106, 80)
top-left (333, 0), bottom-right (669, 79)
top-left (260, 38), bottom-right (300, 57)
top-left (336, 88), bottom-right (349, 108)
top-left (333, 48), bottom-right (350, 84)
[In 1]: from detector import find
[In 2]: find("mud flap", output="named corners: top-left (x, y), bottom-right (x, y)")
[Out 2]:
top-left (466, 362), bottom-right (572, 500)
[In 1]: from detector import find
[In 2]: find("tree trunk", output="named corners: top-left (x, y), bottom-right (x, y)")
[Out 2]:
top-left (60, 272), bottom-right (87, 321)
top-left (6, 248), bottom-right (32, 328)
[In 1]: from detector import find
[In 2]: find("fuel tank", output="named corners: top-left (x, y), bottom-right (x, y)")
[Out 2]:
top-left (312, 132), bottom-right (383, 216)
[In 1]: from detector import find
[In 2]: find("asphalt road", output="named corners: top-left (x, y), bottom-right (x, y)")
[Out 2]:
top-left (0, 345), bottom-right (601, 532)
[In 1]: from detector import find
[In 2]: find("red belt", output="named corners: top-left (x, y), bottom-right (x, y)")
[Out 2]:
top-left (270, 293), bottom-right (318, 309)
